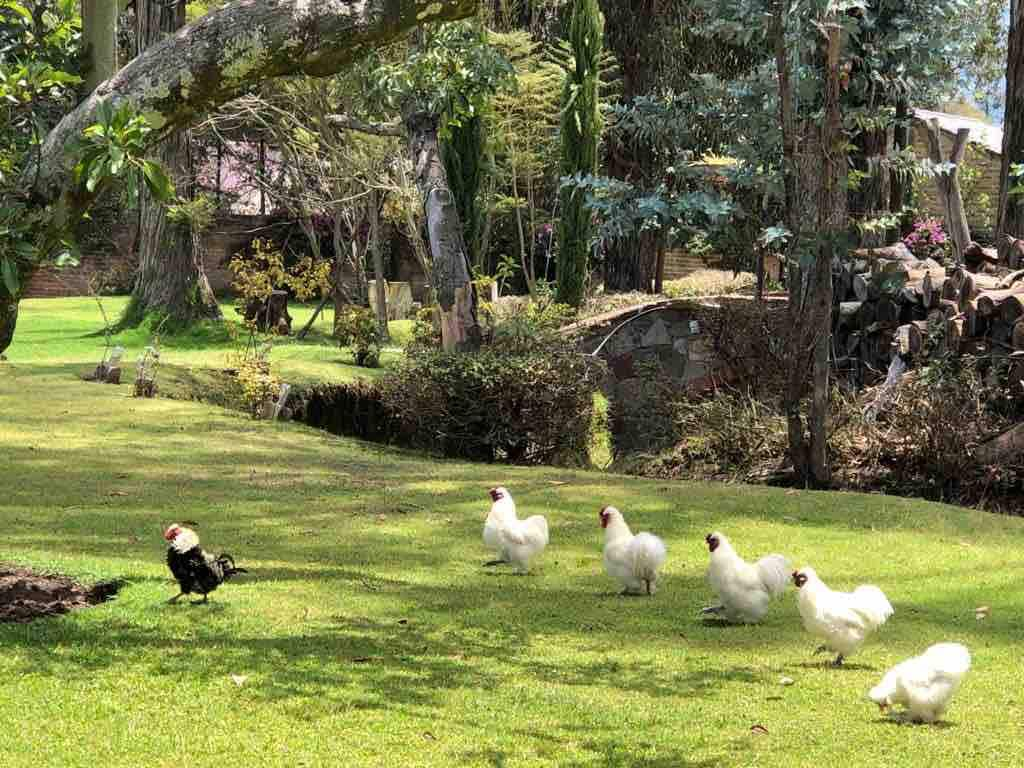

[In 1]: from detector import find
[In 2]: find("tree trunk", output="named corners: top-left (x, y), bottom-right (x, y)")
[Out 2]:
top-left (405, 110), bottom-right (481, 351)
top-left (785, 15), bottom-right (844, 487)
top-left (122, 0), bottom-right (220, 328)
top-left (925, 120), bottom-right (972, 262)
top-left (81, 0), bottom-right (120, 93)
top-left (999, 0), bottom-right (1024, 262)
top-left (368, 188), bottom-right (390, 341)
top-left (0, 298), bottom-right (17, 358)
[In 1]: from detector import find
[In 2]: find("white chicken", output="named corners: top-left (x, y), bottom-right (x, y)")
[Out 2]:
top-left (701, 531), bottom-right (790, 623)
top-left (868, 642), bottom-right (971, 724)
top-left (600, 506), bottom-right (667, 595)
top-left (482, 487), bottom-right (549, 572)
top-left (793, 566), bottom-right (894, 666)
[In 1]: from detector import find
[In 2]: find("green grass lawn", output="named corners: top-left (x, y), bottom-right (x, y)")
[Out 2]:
top-left (3, 299), bottom-right (1024, 767)
top-left (6, 296), bottom-right (412, 387)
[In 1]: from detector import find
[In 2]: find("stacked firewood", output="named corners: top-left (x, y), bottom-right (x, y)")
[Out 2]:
top-left (833, 239), bottom-right (1024, 383)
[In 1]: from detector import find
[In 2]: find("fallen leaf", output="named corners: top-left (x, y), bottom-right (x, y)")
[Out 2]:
top-left (397, 618), bottom-right (409, 625)
top-left (785, 490), bottom-right (799, 496)
top-left (423, 732), bottom-right (437, 741)
top-left (975, 605), bottom-right (990, 620)
top-left (779, 676), bottom-right (795, 686)
top-left (352, 657), bottom-right (373, 663)
top-left (750, 724), bottom-right (769, 736)
top-left (229, 674), bottom-right (247, 687)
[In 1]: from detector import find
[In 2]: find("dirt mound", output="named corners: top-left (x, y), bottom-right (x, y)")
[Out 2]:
top-left (0, 567), bottom-right (122, 623)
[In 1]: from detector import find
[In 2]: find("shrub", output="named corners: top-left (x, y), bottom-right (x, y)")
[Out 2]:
top-left (334, 305), bottom-right (381, 367)
top-left (236, 353), bottom-right (281, 418)
top-left (663, 269), bottom-right (755, 299)
top-left (298, 381), bottom-right (396, 443)
top-left (381, 335), bottom-right (605, 464)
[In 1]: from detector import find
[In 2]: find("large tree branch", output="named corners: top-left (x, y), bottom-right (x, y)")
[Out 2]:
top-left (327, 114), bottom-right (404, 137)
top-left (28, 0), bottom-right (476, 210)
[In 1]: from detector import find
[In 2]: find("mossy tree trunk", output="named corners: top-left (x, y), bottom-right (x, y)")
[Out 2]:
top-left (555, 0), bottom-right (604, 307)
top-left (999, 0), bottom-right (1024, 261)
top-left (406, 109), bottom-right (481, 351)
top-left (122, 0), bottom-right (220, 328)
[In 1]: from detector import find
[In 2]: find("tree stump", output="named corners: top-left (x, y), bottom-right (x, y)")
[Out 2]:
top-left (245, 290), bottom-right (293, 335)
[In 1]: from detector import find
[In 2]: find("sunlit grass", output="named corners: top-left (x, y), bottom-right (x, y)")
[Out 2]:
top-left (2, 299), bottom-right (1023, 767)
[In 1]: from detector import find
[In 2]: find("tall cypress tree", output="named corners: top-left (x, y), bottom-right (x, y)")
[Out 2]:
top-left (555, 0), bottom-right (603, 307)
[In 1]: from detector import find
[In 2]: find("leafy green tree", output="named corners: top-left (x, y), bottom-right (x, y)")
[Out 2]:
top-left (555, 0), bottom-right (604, 307)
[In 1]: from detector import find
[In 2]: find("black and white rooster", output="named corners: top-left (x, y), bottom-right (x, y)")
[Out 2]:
top-left (164, 523), bottom-right (247, 604)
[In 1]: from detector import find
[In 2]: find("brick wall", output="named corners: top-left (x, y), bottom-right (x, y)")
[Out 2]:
top-left (911, 123), bottom-right (1000, 234)
top-left (23, 214), bottom-right (278, 299)
top-left (662, 248), bottom-right (722, 280)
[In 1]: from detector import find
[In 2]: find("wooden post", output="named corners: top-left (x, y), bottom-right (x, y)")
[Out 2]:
top-left (925, 120), bottom-right (972, 262)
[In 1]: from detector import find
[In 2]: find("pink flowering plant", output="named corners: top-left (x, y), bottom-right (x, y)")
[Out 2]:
top-left (902, 217), bottom-right (949, 259)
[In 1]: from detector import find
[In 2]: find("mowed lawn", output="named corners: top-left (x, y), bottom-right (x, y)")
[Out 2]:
top-left (2, 300), bottom-right (1024, 767)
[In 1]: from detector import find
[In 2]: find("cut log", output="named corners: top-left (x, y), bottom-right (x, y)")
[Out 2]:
top-left (958, 271), bottom-right (1004, 312)
top-left (997, 269), bottom-right (1024, 289)
top-left (876, 296), bottom-right (901, 324)
top-left (899, 283), bottom-right (923, 306)
top-left (1005, 235), bottom-right (1024, 269)
top-left (852, 243), bottom-right (915, 261)
top-left (938, 299), bottom-right (960, 319)
top-left (977, 285), bottom-right (1024, 317)
top-left (922, 272), bottom-right (945, 308)
top-left (963, 300), bottom-right (985, 338)
top-left (837, 301), bottom-right (863, 329)
top-left (857, 301), bottom-right (877, 329)
top-left (940, 278), bottom-right (959, 302)
top-left (244, 290), bottom-right (292, 335)
top-left (1014, 320), bottom-right (1024, 351)
top-left (1000, 294), bottom-right (1024, 325)
top-left (852, 273), bottom-right (872, 302)
top-left (946, 317), bottom-right (964, 351)
top-left (963, 241), bottom-right (999, 266)
top-left (845, 331), bottom-right (862, 355)
top-left (975, 423), bottom-right (1024, 465)
top-left (895, 320), bottom-right (929, 356)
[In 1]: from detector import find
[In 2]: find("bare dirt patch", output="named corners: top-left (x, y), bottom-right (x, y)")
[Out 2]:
top-left (0, 567), bottom-right (122, 623)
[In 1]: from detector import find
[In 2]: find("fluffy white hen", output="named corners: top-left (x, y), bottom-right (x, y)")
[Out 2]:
top-left (793, 566), bottom-right (894, 666)
top-left (702, 532), bottom-right (790, 623)
top-left (600, 506), bottom-right (667, 595)
top-left (868, 643), bottom-right (971, 723)
top-left (482, 487), bottom-right (549, 572)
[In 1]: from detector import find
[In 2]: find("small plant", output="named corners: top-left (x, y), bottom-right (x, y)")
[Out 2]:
top-left (134, 344), bottom-right (160, 397)
top-left (235, 345), bottom-right (281, 418)
top-left (902, 217), bottom-right (949, 259)
top-left (335, 306), bottom-right (382, 367)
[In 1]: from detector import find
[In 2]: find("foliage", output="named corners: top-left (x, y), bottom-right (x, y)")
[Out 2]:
top-left (133, 344), bottom-right (160, 398)
top-left (234, 345), bottom-right (281, 418)
top-left (229, 239), bottom-right (331, 322)
top-left (662, 269), bottom-right (756, 298)
top-left (334, 305), bottom-right (382, 368)
top-left (382, 333), bottom-right (605, 464)
top-left (556, 0), bottom-right (604, 307)
top-left (370, 22), bottom-right (515, 136)
top-left (72, 101), bottom-right (174, 206)
top-left (165, 193), bottom-right (217, 233)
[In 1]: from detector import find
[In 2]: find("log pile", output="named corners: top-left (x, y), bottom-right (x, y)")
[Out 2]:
top-left (833, 240), bottom-right (1024, 385)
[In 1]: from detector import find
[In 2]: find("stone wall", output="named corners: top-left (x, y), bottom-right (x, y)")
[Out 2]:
top-left (567, 296), bottom-right (788, 455)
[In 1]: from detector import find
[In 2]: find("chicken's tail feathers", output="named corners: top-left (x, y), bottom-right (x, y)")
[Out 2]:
top-left (851, 585), bottom-right (894, 627)
top-left (215, 554), bottom-right (248, 580)
top-left (524, 515), bottom-right (549, 545)
top-left (924, 642), bottom-right (971, 678)
top-left (755, 554), bottom-right (791, 597)
top-left (630, 533), bottom-right (667, 581)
